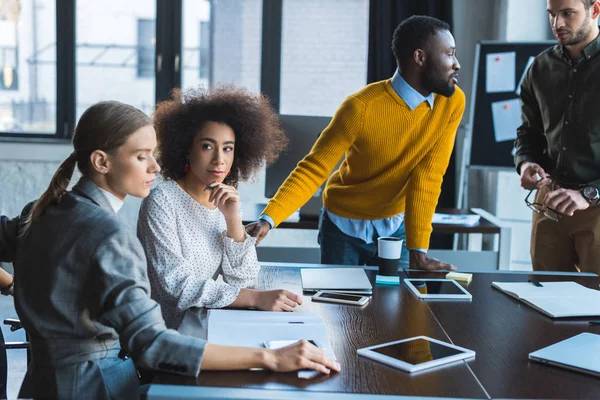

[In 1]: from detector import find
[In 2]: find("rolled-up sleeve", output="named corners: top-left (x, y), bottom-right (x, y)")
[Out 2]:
top-left (220, 232), bottom-right (260, 288)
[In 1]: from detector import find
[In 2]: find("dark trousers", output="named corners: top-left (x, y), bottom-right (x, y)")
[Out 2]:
top-left (318, 208), bottom-right (409, 266)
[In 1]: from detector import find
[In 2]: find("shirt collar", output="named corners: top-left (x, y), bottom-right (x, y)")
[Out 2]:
top-left (391, 69), bottom-right (434, 110)
top-left (557, 33), bottom-right (600, 65)
top-left (98, 187), bottom-right (124, 214)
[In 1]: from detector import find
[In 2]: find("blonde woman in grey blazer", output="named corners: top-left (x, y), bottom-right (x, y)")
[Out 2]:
top-left (0, 101), bottom-right (339, 399)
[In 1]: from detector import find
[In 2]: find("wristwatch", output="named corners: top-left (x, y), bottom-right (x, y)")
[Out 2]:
top-left (581, 185), bottom-right (600, 205)
top-left (1, 279), bottom-right (14, 296)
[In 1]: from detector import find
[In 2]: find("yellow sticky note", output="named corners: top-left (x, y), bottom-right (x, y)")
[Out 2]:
top-left (446, 271), bottom-right (473, 284)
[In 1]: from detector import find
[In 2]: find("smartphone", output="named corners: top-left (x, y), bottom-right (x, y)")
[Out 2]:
top-left (312, 291), bottom-right (369, 306)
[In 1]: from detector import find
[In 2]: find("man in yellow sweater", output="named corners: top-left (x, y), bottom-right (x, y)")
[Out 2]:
top-left (247, 16), bottom-right (465, 271)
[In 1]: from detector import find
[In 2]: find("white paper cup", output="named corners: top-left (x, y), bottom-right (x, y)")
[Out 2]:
top-left (377, 237), bottom-right (403, 276)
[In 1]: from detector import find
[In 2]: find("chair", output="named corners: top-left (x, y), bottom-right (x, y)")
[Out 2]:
top-left (0, 319), bottom-right (30, 400)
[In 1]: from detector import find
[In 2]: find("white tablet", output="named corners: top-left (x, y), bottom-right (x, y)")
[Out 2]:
top-left (404, 278), bottom-right (472, 300)
top-left (357, 336), bottom-right (476, 373)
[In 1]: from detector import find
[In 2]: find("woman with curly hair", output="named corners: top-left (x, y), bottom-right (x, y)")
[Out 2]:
top-left (0, 101), bottom-right (339, 398)
top-left (137, 86), bottom-right (298, 329)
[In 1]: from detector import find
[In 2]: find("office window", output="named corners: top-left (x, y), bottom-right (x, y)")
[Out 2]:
top-left (137, 19), bottom-right (155, 78)
top-left (76, 1), bottom-right (156, 120)
top-left (0, 0), bottom-right (57, 134)
top-left (280, 0), bottom-right (369, 116)
top-left (0, 16), bottom-right (17, 91)
top-left (199, 21), bottom-right (209, 79)
top-left (182, 0), bottom-right (262, 93)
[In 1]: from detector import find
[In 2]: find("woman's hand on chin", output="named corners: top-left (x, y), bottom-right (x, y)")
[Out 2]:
top-left (208, 183), bottom-right (241, 220)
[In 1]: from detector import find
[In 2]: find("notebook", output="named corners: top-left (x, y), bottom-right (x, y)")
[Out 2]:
top-left (529, 333), bottom-right (600, 377)
top-left (301, 268), bottom-right (373, 294)
top-left (492, 281), bottom-right (600, 318)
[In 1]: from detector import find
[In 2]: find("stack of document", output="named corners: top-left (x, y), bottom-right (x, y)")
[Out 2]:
top-left (432, 213), bottom-right (481, 226)
top-left (207, 310), bottom-right (336, 359)
top-left (492, 281), bottom-right (600, 318)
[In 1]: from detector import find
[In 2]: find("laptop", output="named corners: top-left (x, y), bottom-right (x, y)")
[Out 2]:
top-left (301, 268), bottom-right (373, 294)
top-left (528, 332), bottom-right (600, 377)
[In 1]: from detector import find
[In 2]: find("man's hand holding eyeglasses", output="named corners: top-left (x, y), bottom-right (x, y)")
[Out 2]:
top-left (544, 188), bottom-right (590, 216)
top-left (519, 162), bottom-right (550, 190)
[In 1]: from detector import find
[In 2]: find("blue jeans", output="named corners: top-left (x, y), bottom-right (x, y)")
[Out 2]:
top-left (318, 208), bottom-right (409, 266)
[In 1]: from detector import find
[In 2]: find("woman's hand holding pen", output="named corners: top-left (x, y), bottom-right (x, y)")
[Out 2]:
top-left (266, 340), bottom-right (341, 374)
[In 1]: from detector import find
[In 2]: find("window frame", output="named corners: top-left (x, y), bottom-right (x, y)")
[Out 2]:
top-left (0, 0), bottom-right (72, 142)
top-left (0, 0), bottom-right (314, 142)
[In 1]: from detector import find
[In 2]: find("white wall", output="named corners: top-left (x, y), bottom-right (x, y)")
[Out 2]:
top-left (279, 0), bottom-right (369, 116)
top-left (506, 0), bottom-right (551, 41)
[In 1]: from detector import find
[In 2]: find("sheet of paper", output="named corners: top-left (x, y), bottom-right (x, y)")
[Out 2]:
top-left (491, 98), bottom-right (522, 142)
top-left (432, 213), bottom-right (481, 226)
top-left (515, 56), bottom-right (536, 96)
top-left (486, 52), bottom-right (516, 93)
top-left (207, 310), bottom-right (336, 359)
top-left (208, 310), bottom-right (322, 325)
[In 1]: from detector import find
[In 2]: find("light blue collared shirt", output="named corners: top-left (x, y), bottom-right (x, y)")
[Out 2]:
top-left (390, 69), bottom-right (434, 110)
top-left (261, 70), bottom-right (432, 250)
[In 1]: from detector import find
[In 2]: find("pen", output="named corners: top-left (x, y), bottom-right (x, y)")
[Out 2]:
top-left (528, 279), bottom-right (543, 287)
top-left (589, 320), bottom-right (600, 326)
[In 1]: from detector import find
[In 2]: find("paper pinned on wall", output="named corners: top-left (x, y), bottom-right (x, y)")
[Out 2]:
top-left (491, 98), bottom-right (522, 142)
top-left (515, 56), bottom-right (536, 96)
top-left (486, 52), bottom-right (516, 93)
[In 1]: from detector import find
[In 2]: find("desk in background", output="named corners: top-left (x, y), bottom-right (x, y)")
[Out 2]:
top-left (147, 263), bottom-right (600, 400)
top-left (243, 207), bottom-right (512, 270)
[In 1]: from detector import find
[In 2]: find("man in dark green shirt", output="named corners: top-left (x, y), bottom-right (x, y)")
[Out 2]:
top-left (515, 0), bottom-right (600, 274)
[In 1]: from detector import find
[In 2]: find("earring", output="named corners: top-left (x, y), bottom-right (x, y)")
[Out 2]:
top-left (184, 159), bottom-right (191, 174)
top-left (227, 171), bottom-right (231, 177)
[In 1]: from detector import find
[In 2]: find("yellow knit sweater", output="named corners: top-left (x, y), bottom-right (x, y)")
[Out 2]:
top-left (263, 79), bottom-right (465, 249)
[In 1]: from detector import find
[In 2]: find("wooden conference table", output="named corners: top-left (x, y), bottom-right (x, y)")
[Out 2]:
top-left (147, 263), bottom-right (600, 399)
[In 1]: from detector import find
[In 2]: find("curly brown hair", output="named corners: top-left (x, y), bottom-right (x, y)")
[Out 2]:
top-left (154, 85), bottom-right (288, 187)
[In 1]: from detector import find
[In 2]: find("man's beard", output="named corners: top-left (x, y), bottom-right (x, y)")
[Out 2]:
top-left (424, 64), bottom-right (456, 98)
top-left (559, 10), bottom-right (593, 46)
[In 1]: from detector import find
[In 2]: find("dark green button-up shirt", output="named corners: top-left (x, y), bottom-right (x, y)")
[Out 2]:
top-left (514, 34), bottom-right (600, 190)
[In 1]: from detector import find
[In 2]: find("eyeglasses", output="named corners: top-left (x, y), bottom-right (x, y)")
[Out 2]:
top-left (524, 179), bottom-right (563, 222)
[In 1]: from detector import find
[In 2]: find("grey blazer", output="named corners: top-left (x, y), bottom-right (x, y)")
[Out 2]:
top-left (0, 178), bottom-right (206, 399)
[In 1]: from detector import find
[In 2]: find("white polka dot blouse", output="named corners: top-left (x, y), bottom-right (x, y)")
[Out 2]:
top-left (137, 179), bottom-right (259, 329)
